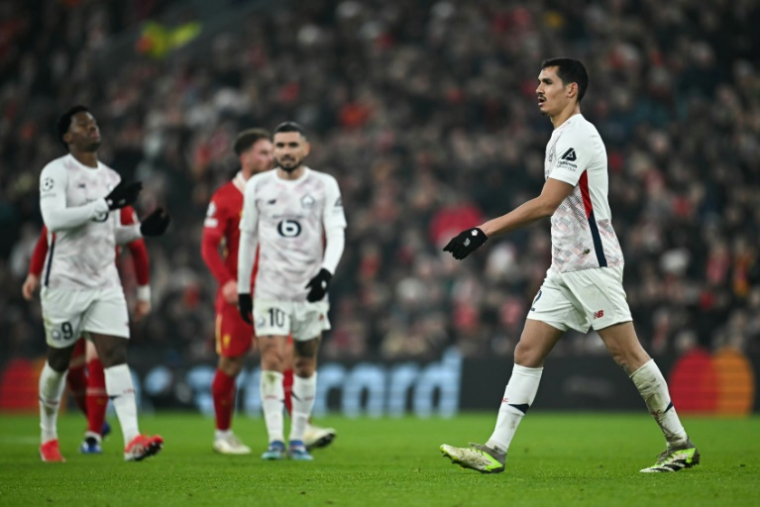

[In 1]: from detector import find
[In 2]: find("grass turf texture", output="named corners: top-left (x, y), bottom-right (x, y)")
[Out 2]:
top-left (0, 413), bottom-right (757, 506)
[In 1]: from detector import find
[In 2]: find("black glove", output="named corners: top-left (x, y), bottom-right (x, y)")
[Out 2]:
top-left (305, 268), bottom-right (333, 302)
top-left (140, 208), bottom-right (171, 236)
top-left (443, 227), bottom-right (488, 260)
top-left (105, 181), bottom-right (142, 210)
top-left (238, 293), bottom-right (253, 324)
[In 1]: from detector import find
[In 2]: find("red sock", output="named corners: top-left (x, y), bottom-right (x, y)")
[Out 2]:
top-left (67, 340), bottom-right (88, 415)
top-left (283, 369), bottom-right (294, 417)
top-left (212, 370), bottom-right (236, 431)
top-left (86, 358), bottom-right (108, 435)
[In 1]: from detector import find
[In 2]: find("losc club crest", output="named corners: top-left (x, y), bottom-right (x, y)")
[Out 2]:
top-left (301, 194), bottom-right (315, 208)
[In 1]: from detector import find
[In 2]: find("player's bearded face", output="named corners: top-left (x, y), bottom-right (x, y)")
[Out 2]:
top-left (274, 132), bottom-right (310, 173)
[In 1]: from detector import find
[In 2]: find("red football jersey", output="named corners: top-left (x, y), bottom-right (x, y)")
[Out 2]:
top-left (201, 173), bottom-right (254, 289)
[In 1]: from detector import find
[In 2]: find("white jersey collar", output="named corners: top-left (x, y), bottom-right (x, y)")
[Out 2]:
top-left (233, 172), bottom-right (247, 194)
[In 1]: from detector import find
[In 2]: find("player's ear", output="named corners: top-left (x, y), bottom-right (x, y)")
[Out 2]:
top-left (63, 131), bottom-right (72, 146)
top-left (567, 82), bottom-right (578, 100)
top-left (303, 141), bottom-right (311, 156)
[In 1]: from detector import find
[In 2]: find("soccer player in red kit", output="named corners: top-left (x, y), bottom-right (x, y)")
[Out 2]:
top-left (23, 205), bottom-right (152, 454)
top-left (202, 129), bottom-right (274, 454)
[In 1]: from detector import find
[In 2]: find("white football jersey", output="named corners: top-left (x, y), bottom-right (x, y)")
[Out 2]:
top-left (39, 154), bottom-right (124, 290)
top-left (545, 114), bottom-right (623, 273)
top-left (240, 167), bottom-right (346, 301)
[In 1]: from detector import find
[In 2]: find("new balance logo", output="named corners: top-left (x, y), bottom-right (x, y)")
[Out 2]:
top-left (560, 148), bottom-right (577, 161)
top-left (593, 310), bottom-right (604, 319)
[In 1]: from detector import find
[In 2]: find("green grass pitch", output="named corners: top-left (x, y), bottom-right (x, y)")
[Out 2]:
top-left (0, 413), bottom-right (758, 506)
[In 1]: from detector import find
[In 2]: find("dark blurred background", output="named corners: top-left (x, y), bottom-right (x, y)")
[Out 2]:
top-left (1, 1), bottom-right (759, 412)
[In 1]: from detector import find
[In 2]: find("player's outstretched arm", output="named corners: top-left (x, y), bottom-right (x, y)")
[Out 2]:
top-left (443, 178), bottom-right (574, 260)
top-left (40, 164), bottom-right (112, 231)
top-left (237, 181), bottom-right (260, 323)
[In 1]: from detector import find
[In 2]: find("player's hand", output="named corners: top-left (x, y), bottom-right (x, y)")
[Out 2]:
top-left (238, 293), bottom-right (253, 324)
top-left (222, 280), bottom-right (238, 304)
top-left (140, 208), bottom-right (171, 236)
top-left (305, 268), bottom-right (332, 302)
top-left (22, 273), bottom-right (39, 301)
top-left (133, 300), bottom-right (151, 322)
top-left (105, 181), bottom-right (143, 210)
top-left (443, 227), bottom-right (488, 260)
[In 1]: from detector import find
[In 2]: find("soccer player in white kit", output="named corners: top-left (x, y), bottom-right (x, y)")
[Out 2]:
top-left (440, 59), bottom-right (699, 474)
top-left (37, 106), bottom-right (170, 462)
top-left (237, 122), bottom-right (346, 461)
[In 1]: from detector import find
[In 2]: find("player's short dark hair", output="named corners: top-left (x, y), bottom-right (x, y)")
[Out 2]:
top-left (541, 58), bottom-right (589, 103)
top-left (273, 121), bottom-right (307, 140)
top-left (233, 128), bottom-right (271, 156)
top-left (56, 105), bottom-right (90, 149)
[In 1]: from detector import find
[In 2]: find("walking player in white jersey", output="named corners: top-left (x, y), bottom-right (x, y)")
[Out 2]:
top-left (440, 58), bottom-right (699, 474)
top-left (37, 106), bottom-right (170, 462)
top-left (237, 122), bottom-right (346, 461)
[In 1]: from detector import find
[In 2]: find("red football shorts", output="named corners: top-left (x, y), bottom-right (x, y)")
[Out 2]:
top-left (215, 296), bottom-right (254, 358)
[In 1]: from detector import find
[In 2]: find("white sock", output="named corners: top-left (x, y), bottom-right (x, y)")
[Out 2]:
top-left (39, 362), bottom-right (68, 443)
top-left (486, 364), bottom-right (543, 453)
top-left (104, 364), bottom-right (140, 445)
top-left (289, 373), bottom-right (317, 443)
top-left (630, 359), bottom-right (688, 447)
top-left (260, 371), bottom-right (285, 443)
top-left (215, 429), bottom-right (232, 440)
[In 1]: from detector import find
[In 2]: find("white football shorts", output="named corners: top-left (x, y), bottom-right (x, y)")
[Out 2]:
top-left (527, 265), bottom-right (632, 333)
top-left (253, 299), bottom-right (330, 341)
top-left (41, 286), bottom-right (130, 348)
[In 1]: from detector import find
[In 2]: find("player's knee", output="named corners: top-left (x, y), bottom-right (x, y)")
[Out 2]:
top-left (514, 341), bottom-right (543, 368)
top-left (47, 353), bottom-right (70, 373)
top-left (219, 356), bottom-right (243, 377)
top-left (292, 356), bottom-right (316, 376)
top-left (260, 348), bottom-right (284, 371)
top-left (98, 345), bottom-right (127, 368)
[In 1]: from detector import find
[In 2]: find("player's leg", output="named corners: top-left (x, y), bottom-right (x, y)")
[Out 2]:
top-left (441, 274), bottom-right (580, 473)
top-left (39, 343), bottom-right (76, 462)
top-left (258, 334), bottom-right (288, 459)
top-left (39, 287), bottom-right (87, 462)
top-left (281, 336), bottom-right (335, 450)
top-left (597, 322), bottom-right (697, 472)
top-left (211, 307), bottom-right (253, 454)
top-left (66, 338), bottom-right (88, 416)
top-left (87, 287), bottom-right (161, 461)
top-left (287, 335), bottom-right (321, 460)
top-left (81, 340), bottom-right (109, 454)
top-left (569, 266), bottom-right (697, 472)
top-left (254, 300), bottom-right (292, 460)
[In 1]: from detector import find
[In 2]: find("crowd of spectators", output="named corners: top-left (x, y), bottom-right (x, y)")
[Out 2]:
top-left (2, 0), bottom-right (760, 366)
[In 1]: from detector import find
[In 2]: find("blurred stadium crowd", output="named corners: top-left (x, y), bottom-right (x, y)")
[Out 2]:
top-left (2, 0), bottom-right (760, 365)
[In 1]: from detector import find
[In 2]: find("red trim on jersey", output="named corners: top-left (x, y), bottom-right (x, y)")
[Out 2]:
top-left (121, 206), bottom-right (150, 285)
top-left (579, 171), bottom-right (593, 218)
top-left (29, 227), bottom-right (49, 276)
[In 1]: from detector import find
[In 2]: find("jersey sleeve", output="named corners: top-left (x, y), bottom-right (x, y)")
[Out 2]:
top-left (201, 193), bottom-right (234, 285)
top-left (322, 175), bottom-right (347, 231)
top-left (237, 179), bottom-right (260, 294)
top-left (321, 175), bottom-right (346, 274)
top-left (39, 161), bottom-right (110, 231)
top-left (28, 227), bottom-right (49, 277)
top-left (548, 129), bottom-right (593, 187)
